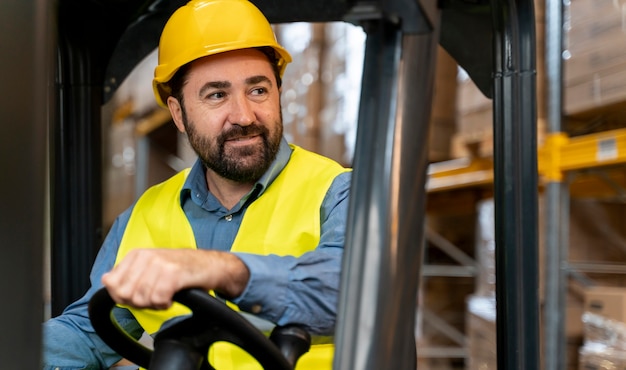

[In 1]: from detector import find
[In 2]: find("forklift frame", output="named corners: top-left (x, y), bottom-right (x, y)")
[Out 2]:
top-left (0, 0), bottom-right (538, 368)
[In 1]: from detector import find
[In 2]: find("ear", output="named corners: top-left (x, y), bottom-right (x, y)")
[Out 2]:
top-left (167, 96), bottom-right (186, 133)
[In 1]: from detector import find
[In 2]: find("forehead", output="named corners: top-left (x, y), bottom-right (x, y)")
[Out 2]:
top-left (187, 48), bottom-right (274, 82)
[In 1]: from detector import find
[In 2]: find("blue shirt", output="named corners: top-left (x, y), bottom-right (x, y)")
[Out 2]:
top-left (42, 139), bottom-right (351, 369)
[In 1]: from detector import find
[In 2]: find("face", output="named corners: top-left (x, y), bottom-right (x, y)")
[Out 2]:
top-left (167, 49), bottom-right (283, 183)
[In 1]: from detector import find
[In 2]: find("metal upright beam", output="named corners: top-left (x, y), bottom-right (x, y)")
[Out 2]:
top-left (52, 24), bottom-right (105, 315)
top-left (490, 0), bottom-right (540, 369)
top-left (0, 0), bottom-right (52, 367)
top-left (543, 0), bottom-right (568, 368)
top-left (52, 0), bottom-right (153, 315)
top-left (334, 1), bottom-right (441, 368)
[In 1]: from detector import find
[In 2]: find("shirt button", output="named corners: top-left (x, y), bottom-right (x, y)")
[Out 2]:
top-left (251, 304), bottom-right (262, 314)
top-left (225, 214), bottom-right (233, 222)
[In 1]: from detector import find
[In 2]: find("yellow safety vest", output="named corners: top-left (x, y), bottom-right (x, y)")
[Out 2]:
top-left (116, 145), bottom-right (349, 369)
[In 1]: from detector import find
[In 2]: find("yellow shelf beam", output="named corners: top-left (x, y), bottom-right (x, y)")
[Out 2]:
top-left (427, 128), bottom-right (626, 195)
top-left (135, 108), bottom-right (173, 137)
top-left (538, 128), bottom-right (626, 182)
top-left (426, 157), bottom-right (494, 192)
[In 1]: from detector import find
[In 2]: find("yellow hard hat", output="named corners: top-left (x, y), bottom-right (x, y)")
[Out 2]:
top-left (152, 0), bottom-right (292, 107)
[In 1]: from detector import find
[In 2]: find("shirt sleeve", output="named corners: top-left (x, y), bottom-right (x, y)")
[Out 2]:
top-left (232, 171), bottom-right (351, 336)
top-left (42, 208), bottom-right (144, 370)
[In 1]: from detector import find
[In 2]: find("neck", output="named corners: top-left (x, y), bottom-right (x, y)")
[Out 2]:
top-left (205, 169), bottom-right (255, 210)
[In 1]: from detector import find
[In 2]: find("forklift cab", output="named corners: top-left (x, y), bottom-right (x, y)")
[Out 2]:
top-left (0, 0), bottom-right (539, 368)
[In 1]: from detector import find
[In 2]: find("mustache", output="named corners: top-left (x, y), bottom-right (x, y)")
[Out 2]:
top-left (219, 123), bottom-right (268, 142)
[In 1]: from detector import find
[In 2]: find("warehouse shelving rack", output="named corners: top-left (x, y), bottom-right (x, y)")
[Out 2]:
top-left (421, 126), bottom-right (626, 368)
top-left (426, 128), bottom-right (626, 194)
top-left (420, 0), bottom-right (626, 364)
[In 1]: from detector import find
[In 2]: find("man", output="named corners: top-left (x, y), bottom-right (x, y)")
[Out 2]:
top-left (42, 0), bottom-right (351, 368)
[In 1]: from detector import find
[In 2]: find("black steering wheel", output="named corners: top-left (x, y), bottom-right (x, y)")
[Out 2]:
top-left (88, 288), bottom-right (311, 370)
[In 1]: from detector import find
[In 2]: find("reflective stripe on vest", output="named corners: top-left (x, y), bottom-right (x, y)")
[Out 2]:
top-left (115, 144), bottom-right (349, 369)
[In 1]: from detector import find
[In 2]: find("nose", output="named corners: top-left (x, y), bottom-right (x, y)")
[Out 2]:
top-left (228, 94), bottom-right (255, 126)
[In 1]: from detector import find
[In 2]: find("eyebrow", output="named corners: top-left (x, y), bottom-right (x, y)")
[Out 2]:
top-left (246, 75), bottom-right (273, 87)
top-left (199, 81), bottom-right (230, 97)
top-left (198, 75), bottom-right (273, 98)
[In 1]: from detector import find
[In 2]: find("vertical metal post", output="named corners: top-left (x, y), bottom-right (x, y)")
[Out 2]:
top-left (544, 0), bottom-right (568, 368)
top-left (0, 0), bottom-right (52, 367)
top-left (544, 182), bottom-right (570, 370)
top-left (136, 136), bottom-right (150, 200)
top-left (51, 9), bottom-right (105, 315)
top-left (490, 0), bottom-right (540, 369)
top-left (334, 9), bottom-right (440, 369)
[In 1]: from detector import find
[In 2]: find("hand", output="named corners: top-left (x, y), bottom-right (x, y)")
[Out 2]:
top-left (101, 249), bottom-right (250, 310)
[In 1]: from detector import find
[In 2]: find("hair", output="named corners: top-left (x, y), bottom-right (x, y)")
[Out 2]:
top-left (256, 46), bottom-right (283, 88)
top-left (167, 47), bottom-right (283, 107)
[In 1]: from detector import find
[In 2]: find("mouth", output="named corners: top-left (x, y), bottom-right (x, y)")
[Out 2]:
top-left (220, 124), bottom-right (267, 147)
top-left (224, 134), bottom-right (262, 146)
top-left (227, 134), bottom-right (258, 141)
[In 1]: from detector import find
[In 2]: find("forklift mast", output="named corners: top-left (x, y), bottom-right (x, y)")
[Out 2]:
top-left (0, 0), bottom-right (539, 368)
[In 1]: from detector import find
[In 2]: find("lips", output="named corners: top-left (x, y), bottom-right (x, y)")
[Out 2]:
top-left (219, 123), bottom-right (268, 147)
top-left (226, 134), bottom-right (260, 142)
top-left (224, 135), bottom-right (263, 148)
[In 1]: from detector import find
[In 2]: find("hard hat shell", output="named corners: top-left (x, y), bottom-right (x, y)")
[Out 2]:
top-left (152, 0), bottom-right (292, 107)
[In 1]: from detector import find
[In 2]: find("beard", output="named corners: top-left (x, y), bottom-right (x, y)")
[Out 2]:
top-left (183, 114), bottom-right (283, 183)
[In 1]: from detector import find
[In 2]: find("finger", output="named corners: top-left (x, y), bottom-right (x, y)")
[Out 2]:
top-left (102, 250), bottom-right (153, 306)
top-left (139, 257), bottom-right (178, 309)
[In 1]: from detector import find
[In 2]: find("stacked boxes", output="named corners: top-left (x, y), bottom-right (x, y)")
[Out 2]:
top-left (585, 287), bottom-right (626, 323)
top-left (466, 295), bottom-right (497, 370)
top-left (452, 72), bottom-right (494, 159)
top-left (466, 199), bottom-right (498, 369)
top-left (564, 0), bottom-right (626, 116)
top-left (579, 287), bottom-right (626, 369)
top-left (451, 0), bottom-right (547, 159)
top-left (429, 47), bottom-right (460, 162)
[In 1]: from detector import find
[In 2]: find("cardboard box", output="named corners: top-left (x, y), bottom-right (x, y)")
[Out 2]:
top-left (453, 77), bottom-right (493, 159)
top-left (564, 0), bottom-right (626, 89)
top-left (456, 107), bottom-right (493, 139)
top-left (579, 346), bottom-right (626, 370)
top-left (564, 62), bottom-right (626, 116)
top-left (584, 287), bottom-right (626, 323)
top-left (564, 35), bottom-right (626, 86)
top-left (566, 0), bottom-right (626, 29)
top-left (566, 4), bottom-right (626, 48)
top-left (466, 295), bottom-right (497, 370)
top-left (456, 76), bottom-right (492, 116)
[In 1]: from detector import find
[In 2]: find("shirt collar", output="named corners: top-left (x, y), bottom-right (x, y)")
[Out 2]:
top-left (181, 137), bottom-right (293, 207)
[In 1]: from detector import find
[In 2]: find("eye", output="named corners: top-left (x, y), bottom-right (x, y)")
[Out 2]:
top-left (208, 91), bottom-right (226, 100)
top-left (250, 87), bottom-right (267, 96)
